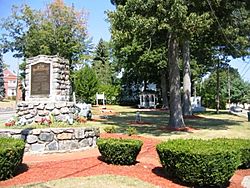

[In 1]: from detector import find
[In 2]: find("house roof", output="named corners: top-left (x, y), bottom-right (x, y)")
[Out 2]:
top-left (3, 68), bottom-right (17, 79)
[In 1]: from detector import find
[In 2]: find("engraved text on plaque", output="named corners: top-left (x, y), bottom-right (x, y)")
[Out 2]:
top-left (31, 63), bottom-right (50, 96)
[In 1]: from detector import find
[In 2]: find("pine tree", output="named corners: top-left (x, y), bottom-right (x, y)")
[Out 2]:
top-left (92, 39), bottom-right (113, 85)
top-left (0, 54), bottom-right (5, 99)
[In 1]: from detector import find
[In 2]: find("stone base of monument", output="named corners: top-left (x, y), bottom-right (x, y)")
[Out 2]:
top-left (16, 101), bottom-right (78, 125)
top-left (0, 127), bottom-right (100, 153)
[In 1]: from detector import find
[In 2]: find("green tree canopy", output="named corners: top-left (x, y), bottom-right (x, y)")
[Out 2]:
top-left (0, 0), bottom-right (91, 67)
top-left (108, 0), bottom-right (215, 128)
top-left (201, 66), bottom-right (250, 109)
top-left (73, 65), bottom-right (99, 103)
top-left (92, 39), bottom-right (121, 104)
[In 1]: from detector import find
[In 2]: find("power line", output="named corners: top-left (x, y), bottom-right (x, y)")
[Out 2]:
top-left (206, 0), bottom-right (244, 56)
top-left (241, 62), bottom-right (250, 79)
top-left (240, 61), bottom-right (249, 75)
top-left (206, 0), bottom-right (250, 81)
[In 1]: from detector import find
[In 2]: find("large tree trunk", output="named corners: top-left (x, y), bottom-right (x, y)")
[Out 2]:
top-left (168, 34), bottom-right (185, 128)
top-left (160, 69), bottom-right (169, 109)
top-left (182, 40), bottom-right (192, 116)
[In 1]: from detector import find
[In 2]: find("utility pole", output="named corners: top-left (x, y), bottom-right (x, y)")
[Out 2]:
top-left (15, 59), bottom-right (20, 106)
top-left (216, 60), bottom-right (220, 114)
top-left (228, 66), bottom-right (231, 110)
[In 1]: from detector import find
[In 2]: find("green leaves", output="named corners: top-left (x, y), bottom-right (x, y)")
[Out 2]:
top-left (201, 66), bottom-right (250, 107)
top-left (73, 65), bottom-right (99, 103)
top-left (156, 139), bottom-right (243, 187)
top-left (0, 137), bottom-right (25, 180)
top-left (0, 1), bottom-right (90, 65)
top-left (97, 138), bottom-right (143, 165)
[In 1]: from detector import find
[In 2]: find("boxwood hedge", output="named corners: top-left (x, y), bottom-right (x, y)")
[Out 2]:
top-left (0, 137), bottom-right (25, 180)
top-left (97, 138), bottom-right (143, 165)
top-left (156, 139), bottom-right (241, 187)
top-left (212, 138), bottom-right (250, 169)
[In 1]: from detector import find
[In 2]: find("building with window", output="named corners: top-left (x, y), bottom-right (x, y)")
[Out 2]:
top-left (3, 68), bottom-right (22, 100)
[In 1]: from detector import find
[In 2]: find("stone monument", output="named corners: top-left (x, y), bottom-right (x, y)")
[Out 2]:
top-left (25, 55), bottom-right (70, 101)
top-left (16, 55), bottom-right (77, 125)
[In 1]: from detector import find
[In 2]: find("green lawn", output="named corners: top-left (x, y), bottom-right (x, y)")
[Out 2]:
top-left (1, 105), bottom-right (250, 139)
top-left (94, 106), bottom-right (250, 139)
top-left (13, 175), bottom-right (159, 188)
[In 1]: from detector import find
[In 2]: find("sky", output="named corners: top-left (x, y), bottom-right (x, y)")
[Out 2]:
top-left (0, 0), bottom-right (114, 71)
top-left (0, 0), bottom-right (250, 82)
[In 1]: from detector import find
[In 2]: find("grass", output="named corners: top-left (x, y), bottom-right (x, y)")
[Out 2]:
top-left (91, 105), bottom-right (250, 139)
top-left (13, 175), bottom-right (159, 188)
top-left (1, 105), bottom-right (250, 139)
top-left (2, 105), bottom-right (250, 187)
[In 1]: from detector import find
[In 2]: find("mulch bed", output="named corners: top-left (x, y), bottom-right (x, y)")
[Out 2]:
top-left (183, 115), bottom-right (204, 119)
top-left (128, 121), bottom-right (154, 126)
top-left (160, 126), bottom-right (198, 132)
top-left (0, 133), bottom-right (249, 188)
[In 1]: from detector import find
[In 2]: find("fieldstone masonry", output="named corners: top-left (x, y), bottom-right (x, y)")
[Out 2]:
top-left (16, 101), bottom-right (77, 124)
top-left (0, 127), bottom-right (100, 153)
top-left (25, 55), bottom-right (70, 101)
top-left (16, 55), bottom-right (77, 125)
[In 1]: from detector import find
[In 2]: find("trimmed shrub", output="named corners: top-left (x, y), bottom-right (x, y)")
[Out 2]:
top-left (156, 139), bottom-right (241, 187)
top-left (0, 137), bottom-right (25, 180)
top-left (126, 127), bottom-right (137, 136)
top-left (212, 138), bottom-right (250, 169)
top-left (103, 126), bottom-right (117, 133)
top-left (97, 138), bottom-right (143, 165)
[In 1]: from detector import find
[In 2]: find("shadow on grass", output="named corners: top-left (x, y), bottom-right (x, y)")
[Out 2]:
top-left (97, 109), bottom-right (243, 136)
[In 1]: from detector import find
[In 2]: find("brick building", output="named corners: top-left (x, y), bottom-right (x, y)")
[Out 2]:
top-left (3, 68), bottom-right (22, 100)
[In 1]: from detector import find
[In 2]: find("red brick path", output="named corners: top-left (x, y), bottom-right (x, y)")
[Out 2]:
top-left (0, 134), bottom-right (249, 188)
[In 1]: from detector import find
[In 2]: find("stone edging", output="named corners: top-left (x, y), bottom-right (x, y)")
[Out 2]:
top-left (0, 127), bottom-right (100, 153)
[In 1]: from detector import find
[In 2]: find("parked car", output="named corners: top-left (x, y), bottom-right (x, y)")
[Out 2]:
top-left (230, 106), bottom-right (243, 112)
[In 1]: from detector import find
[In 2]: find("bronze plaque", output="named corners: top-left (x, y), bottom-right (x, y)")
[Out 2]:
top-left (31, 63), bottom-right (50, 96)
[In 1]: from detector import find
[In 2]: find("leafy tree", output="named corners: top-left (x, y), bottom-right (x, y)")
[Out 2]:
top-left (99, 84), bottom-right (121, 104)
top-left (110, 0), bottom-right (169, 107)
top-left (93, 39), bottom-right (113, 85)
top-left (109, 0), bottom-right (213, 128)
top-left (201, 67), bottom-right (250, 109)
top-left (0, 0), bottom-right (92, 97)
top-left (92, 39), bottom-right (121, 104)
top-left (0, 0), bottom-right (90, 63)
top-left (0, 54), bottom-right (5, 99)
top-left (73, 65), bottom-right (99, 103)
top-left (0, 0), bottom-right (92, 98)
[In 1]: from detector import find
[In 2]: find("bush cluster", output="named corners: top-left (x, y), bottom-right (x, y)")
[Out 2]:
top-left (156, 139), bottom-right (244, 187)
top-left (126, 127), bottom-right (137, 136)
top-left (0, 137), bottom-right (25, 180)
top-left (212, 138), bottom-right (250, 168)
top-left (103, 126), bottom-right (117, 133)
top-left (97, 138), bottom-right (143, 165)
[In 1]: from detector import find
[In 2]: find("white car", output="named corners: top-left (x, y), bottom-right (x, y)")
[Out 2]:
top-left (231, 106), bottom-right (242, 112)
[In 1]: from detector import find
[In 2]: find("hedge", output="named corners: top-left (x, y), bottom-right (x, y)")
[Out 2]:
top-left (97, 138), bottom-right (143, 165)
top-left (0, 137), bottom-right (25, 180)
top-left (156, 139), bottom-right (241, 187)
top-left (212, 138), bottom-right (250, 169)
